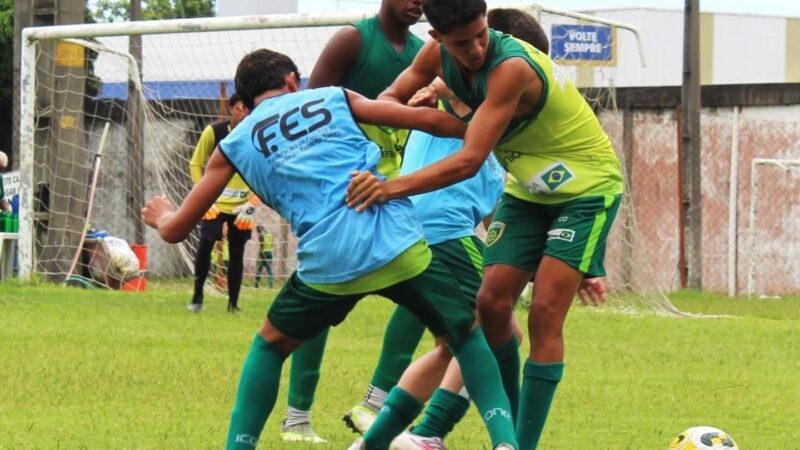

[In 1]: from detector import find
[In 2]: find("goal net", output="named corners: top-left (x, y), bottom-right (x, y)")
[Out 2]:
top-left (19, 6), bottom-right (680, 314)
top-left (747, 159), bottom-right (800, 297)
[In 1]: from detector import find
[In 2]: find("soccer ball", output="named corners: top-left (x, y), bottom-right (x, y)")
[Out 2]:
top-left (669, 426), bottom-right (739, 450)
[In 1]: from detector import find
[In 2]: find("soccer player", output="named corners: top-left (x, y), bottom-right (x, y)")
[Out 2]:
top-left (280, 0), bottom-right (426, 442)
top-left (346, 2), bottom-right (624, 449)
top-left (142, 48), bottom-right (517, 450)
top-left (187, 92), bottom-right (255, 312)
top-left (254, 225), bottom-right (273, 289)
top-left (0, 151), bottom-right (11, 212)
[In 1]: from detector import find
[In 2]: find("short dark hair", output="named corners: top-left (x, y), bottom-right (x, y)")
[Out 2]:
top-left (228, 91), bottom-right (241, 107)
top-left (487, 8), bottom-right (549, 54)
top-left (422, 0), bottom-right (487, 35)
top-left (234, 49), bottom-right (300, 110)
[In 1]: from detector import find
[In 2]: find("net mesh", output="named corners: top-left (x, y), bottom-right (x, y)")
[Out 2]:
top-left (748, 160), bottom-right (800, 297)
top-left (25, 7), bottom-right (680, 313)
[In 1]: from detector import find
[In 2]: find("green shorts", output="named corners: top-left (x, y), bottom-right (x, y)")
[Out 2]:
top-left (483, 193), bottom-right (621, 277)
top-left (267, 251), bottom-right (476, 345)
top-left (431, 235), bottom-right (485, 301)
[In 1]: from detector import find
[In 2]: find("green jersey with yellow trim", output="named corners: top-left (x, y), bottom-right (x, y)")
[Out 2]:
top-left (341, 16), bottom-right (423, 179)
top-left (441, 29), bottom-right (623, 204)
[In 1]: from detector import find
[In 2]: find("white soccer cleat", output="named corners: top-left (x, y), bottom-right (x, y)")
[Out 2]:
top-left (494, 444), bottom-right (516, 450)
top-left (280, 419), bottom-right (326, 444)
top-left (390, 430), bottom-right (446, 450)
top-left (346, 437), bottom-right (366, 450)
top-left (342, 402), bottom-right (379, 434)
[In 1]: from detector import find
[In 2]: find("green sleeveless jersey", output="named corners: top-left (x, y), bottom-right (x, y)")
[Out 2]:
top-left (342, 16), bottom-right (424, 179)
top-left (441, 30), bottom-right (623, 204)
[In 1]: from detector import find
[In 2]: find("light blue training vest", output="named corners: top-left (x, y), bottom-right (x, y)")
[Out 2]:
top-left (401, 131), bottom-right (504, 246)
top-left (220, 87), bottom-right (423, 283)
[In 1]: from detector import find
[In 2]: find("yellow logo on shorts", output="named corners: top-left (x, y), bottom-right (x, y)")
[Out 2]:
top-left (486, 222), bottom-right (506, 247)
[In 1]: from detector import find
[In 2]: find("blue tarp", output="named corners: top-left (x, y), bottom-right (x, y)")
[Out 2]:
top-left (97, 78), bottom-right (310, 100)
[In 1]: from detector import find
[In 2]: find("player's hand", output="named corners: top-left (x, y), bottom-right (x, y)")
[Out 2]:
top-left (346, 170), bottom-right (388, 212)
top-left (141, 195), bottom-right (175, 229)
top-left (408, 85), bottom-right (438, 108)
top-left (232, 203), bottom-right (256, 230)
top-left (202, 204), bottom-right (220, 221)
top-left (577, 277), bottom-right (607, 306)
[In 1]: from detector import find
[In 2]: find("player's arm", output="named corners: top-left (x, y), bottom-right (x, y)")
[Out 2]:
top-left (347, 89), bottom-right (466, 139)
top-left (377, 40), bottom-right (441, 104)
top-left (188, 125), bottom-right (216, 184)
top-left (348, 59), bottom-right (529, 211)
top-left (307, 26), bottom-right (361, 88)
top-left (143, 149), bottom-right (234, 243)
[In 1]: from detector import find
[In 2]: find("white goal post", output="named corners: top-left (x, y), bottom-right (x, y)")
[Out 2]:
top-left (746, 158), bottom-right (800, 297)
top-left (19, 4), bottom-right (666, 312)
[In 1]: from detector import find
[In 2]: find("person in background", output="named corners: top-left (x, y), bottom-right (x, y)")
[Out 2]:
top-left (255, 225), bottom-right (274, 289)
top-left (0, 151), bottom-right (11, 212)
top-left (188, 92), bottom-right (254, 313)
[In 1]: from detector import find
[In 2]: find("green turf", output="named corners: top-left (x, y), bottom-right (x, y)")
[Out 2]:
top-left (1, 281), bottom-right (797, 449)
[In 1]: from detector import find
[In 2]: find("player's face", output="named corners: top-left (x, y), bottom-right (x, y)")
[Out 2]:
top-left (387, 0), bottom-right (423, 25)
top-left (434, 17), bottom-right (490, 72)
top-left (230, 101), bottom-right (248, 127)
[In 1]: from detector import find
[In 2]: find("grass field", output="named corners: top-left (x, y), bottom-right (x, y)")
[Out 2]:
top-left (1, 281), bottom-right (798, 449)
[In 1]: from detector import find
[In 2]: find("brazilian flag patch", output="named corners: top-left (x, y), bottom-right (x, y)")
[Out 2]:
top-left (540, 162), bottom-right (574, 191)
top-left (486, 222), bottom-right (506, 247)
top-left (524, 161), bottom-right (576, 194)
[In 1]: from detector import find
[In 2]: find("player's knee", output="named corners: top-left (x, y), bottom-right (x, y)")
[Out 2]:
top-left (258, 321), bottom-right (302, 354)
top-left (529, 298), bottom-right (564, 336)
top-left (477, 292), bottom-right (514, 322)
top-left (433, 341), bottom-right (454, 361)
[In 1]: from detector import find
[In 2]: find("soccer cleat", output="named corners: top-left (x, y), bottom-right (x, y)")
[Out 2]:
top-left (186, 303), bottom-right (202, 312)
top-left (494, 444), bottom-right (516, 450)
top-left (342, 402), bottom-right (379, 434)
top-left (280, 420), bottom-right (326, 444)
top-left (227, 303), bottom-right (240, 313)
top-left (346, 437), bottom-right (366, 450)
top-left (390, 430), bottom-right (446, 450)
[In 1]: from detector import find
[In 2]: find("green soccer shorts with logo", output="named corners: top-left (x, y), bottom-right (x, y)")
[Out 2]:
top-left (483, 193), bottom-right (622, 277)
top-left (266, 250), bottom-right (476, 346)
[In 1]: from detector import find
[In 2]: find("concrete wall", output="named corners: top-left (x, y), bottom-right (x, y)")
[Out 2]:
top-left (599, 102), bottom-right (800, 295)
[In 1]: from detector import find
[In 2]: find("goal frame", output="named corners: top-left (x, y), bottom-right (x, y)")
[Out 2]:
top-left (746, 158), bottom-right (800, 297)
top-left (18, 4), bottom-right (647, 279)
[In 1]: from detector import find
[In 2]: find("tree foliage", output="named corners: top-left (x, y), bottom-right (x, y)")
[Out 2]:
top-left (0, 0), bottom-right (13, 101)
top-left (93, 0), bottom-right (216, 23)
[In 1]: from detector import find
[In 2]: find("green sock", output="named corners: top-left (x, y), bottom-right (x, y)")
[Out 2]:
top-left (363, 387), bottom-right (423, 450)
top-left (494, 335), bottom-right (521, 420)
top-left (516, 360), bottom-right (564, 450)
top-left (287, 328), bottom-right (329, 411)
top-left (370, 306), bottom-right (426, 392)
top-left (453, 328), bottom-right (518, 449)
top-left (412, 388), bottom-right (470, 439)
top-left (225, 334), bottom-right (289, 450)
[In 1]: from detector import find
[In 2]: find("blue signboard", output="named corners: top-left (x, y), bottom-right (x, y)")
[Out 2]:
top-left (550, 24), bottom-right (615, 65)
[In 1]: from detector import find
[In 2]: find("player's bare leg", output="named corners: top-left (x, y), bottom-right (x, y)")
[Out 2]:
top-left (516, 256), bottom-right (583, 450)
top-left (478, 265), bottom-right (534, 346)
top-left (477, 264), bottom-right (534, 418)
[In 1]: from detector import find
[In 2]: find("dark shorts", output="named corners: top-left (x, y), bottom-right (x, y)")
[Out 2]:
top-left (483, 193), bottom-right (621, 277)
top-left (199, 212), bottom-right (251, 246)
top-left (431, 235), bottom-right (485, 301)
top-left (267, 251), bottom-right (476, 346)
